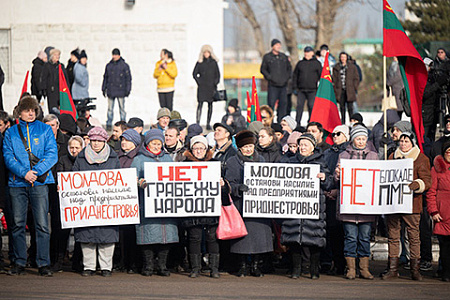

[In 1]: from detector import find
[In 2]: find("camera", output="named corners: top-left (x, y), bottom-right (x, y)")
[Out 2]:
top-left (73, 97), bottom-right (97, 117)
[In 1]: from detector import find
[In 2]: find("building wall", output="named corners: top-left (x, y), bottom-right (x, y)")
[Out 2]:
top-left (0, 0), bottom-right (225, 125)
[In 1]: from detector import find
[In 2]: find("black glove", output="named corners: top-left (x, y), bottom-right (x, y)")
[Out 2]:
top-left (380, 133), bottom-right (390, 146)
top-left (239, 184), bottom-right (249, 192)
top-left (102, 90), bottom-right (107, 98)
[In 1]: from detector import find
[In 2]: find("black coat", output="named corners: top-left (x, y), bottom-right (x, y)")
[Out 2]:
top-left (66, 59), bottom-right (76, 90)
top-left (73, 147), bottom-right (120, 244)
top-left (292, 57), bottom-right (322, 91)
top-left (212, 140), bottom-right (237, 176)
top-left (256, 141), bottom-right (282, 163)
top-left (31, 57), bottom-right (46, 100)
top-left (57, 153), bottom-right (76, 173)
top-left (260, 51), bottom-right (292, 87)
top-left (281, 151), bottom-right (332, 248)
top-left (193, 58), bottom-right (220, 103)
top-left (118, 145), bottom-right (140, 169)
top-left (102, 57), bottom-right (132, 98)
top-left (220, 107), bottom-right (246, 133)
top-left (41, 62), bottom-right (68, 112)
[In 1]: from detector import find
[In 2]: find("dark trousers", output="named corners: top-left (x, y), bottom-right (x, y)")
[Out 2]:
top-left (49, 184), bottom-right (71, 265)
top-left (286, 93), bottom-right (292, 116)
top-left (187, 224), bottom-right (219, 255)
top-left (268, 84), bottom-right (287, 123)
top-left (115, 225), bottom-right (138, 271)
top-left (196, 102), bottom-right (213, 126)
top-left (296, 90), bottom-right (316, 125)
top-left (158, 91), bottom-right (174, 111)
top-left (438, 235), bottom-right (450, 279)
top-left (339, 92), bottom-right (354, 124)
top-left (419, 205), bottom-right (433, 262)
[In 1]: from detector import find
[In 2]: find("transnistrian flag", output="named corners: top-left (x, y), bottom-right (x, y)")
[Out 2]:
top-left (247, 76), bottom-right (262, 124)
top-left (383, 0), bottom-right (427, 151)
top-left (310, 51), bottom-right (341, 144)
top-left (21, 70), bottom-right (29, 97)
top-left (59, 64), bottom-right (78, 121)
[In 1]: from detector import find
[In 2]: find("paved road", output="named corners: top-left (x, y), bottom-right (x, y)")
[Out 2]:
top-left (1, 261), bottom-right (449, 300)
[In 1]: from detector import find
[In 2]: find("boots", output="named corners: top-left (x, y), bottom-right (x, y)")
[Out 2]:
top-left (157, 250), bottom-right (170, 276)
top-left (189, 254), bottom-right (201, 278)
top-left (141, 248), bottom-right (154, 276)
top-left (206, 103), bottom-right (213, 130)
top-left (359, 257), bottom-right (374, 280)
top-left (310, 250), bottom-right (320, 280)
top-left (410, 258), bottom-right (423, 281)
top-left (196, 103), bottom-right (203, 124)
top-left (345, 257), bottom-right (356, 280)
top-left (290, 252), bottom-right (302, 279)
top-left (382, 257), bottom-right (399, 280)
top-left (209, 254), bottom-right (220, 278)
top-left (237, 255), bottom-right (248, 277)
top-left (51, 253), bottom-right (64, 273)
top-left (250, 255), bottom-right (263, 277)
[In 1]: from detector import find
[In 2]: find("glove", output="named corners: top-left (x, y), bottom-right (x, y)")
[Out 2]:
top-left (408, 181), bottom-right (420, 192)
top-left (380, 133), bottom-right (390, 146)
top-left (238, 184), bottom-right (249, 192)
top-left (102, 90), bottom-right (107, 98)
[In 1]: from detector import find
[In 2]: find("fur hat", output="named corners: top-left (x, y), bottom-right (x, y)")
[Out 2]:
top-left (287, 131), bottom-right (302, 144)
top-left (121, 129), bottom-right (141, 147)
top-left (350, 125), bottom-right (369, 141)
top-left (190, 135), bottom-right (208, 150)
top-left (235, 130), bottom-right (257, 148)
top-left (88, 126), bottom-right (108, 142)
top-left (16, 96), bottom-right (40, 118)
top-left (298, 133), bottom-right (316, 148)
top-left (332, 125), bottom-right (350, 141)
top-left (282, 116), bottom-right (297, 131)
top-left (157, 107), bottom-right (171, 120)
top-left (145, 129), bottom-right (164, 145)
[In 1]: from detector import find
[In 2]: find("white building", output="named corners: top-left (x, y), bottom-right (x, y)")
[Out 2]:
top-left (0, 0), bottom-right (226, 126)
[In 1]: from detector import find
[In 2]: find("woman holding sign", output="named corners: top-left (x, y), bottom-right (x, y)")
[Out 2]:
top-left (72, 127), bottom-right (120, 277)
top-left (131, 129), bottom-right (178, 277)
top-left (281, 133), bottom-right (332, 280)
top-left (335, 125), bottom-right (378, 280)
top-left (224, 130), bottom-right (273, 277)
top-left (383, 132), bottom-right (431, 281)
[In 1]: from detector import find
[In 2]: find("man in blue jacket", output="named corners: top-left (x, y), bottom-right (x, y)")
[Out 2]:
top-left (102, 48), bottom-right (132, 131)
top-left (3, 96), bottom-right (58, 276)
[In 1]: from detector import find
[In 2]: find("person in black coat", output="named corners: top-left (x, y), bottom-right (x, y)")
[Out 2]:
top-left (31, 51), bottom-right (48, 101)
top-left (220, 99), bottom-right (246, 134)
top-left (193, 45), bottom-right (220, 130)
top-left (292, 46), bottom-right (322, 124)
top-left (40, 49), bottom-right (69, 113)
top-left (281, 133), bottom-right (332, 279)
top-left (73, 127), bottom-right (120, 277)
top-left (256, 127), bottom-right (282, 163)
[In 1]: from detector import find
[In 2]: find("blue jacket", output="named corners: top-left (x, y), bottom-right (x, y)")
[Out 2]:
top-left (72, 62), bottom-right (89, 100)
top-left (101, 57), bottom-right (132, 98)
top-left (3, 120), bottom-right (58, 187)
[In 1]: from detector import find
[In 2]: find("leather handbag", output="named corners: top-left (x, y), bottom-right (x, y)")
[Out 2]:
top-left (216, 195), bottom-right (248, 240)
top-left (382, 87), bottom-right (398, 111)
top-left (17, 125), bottom-right (49, 183)
top-left (213, 90), bottom-right (227, 102)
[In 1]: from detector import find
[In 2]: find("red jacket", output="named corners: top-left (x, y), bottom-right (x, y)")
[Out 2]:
top-left (427, 155), bottom-right (450, 236)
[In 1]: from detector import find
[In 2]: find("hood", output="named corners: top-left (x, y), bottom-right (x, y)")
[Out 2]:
top-left (110, 57), bottom-right (125, 64)
top-left (32, 57), bottom-right (45, 66)
top-left (433, 155), bottom-right (450, 173)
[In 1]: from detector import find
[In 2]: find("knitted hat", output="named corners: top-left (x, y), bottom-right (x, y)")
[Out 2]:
top-left (190, 135), bottom-right (208, 150)
top-left (399, 131), bottom-right (415, 146)
top-left (442, 140), bottom-right (450, 154)
top-left (235, 130), bottom-right (257, 148)
top-left (70, 48), bottom-right (80, 58)
top-left (287, 131), bottom-right (302, 145)
top-left (271, 123), bottom-right (283, 133)
top-left (393, 120), bottom-right (412, 133)
top-left (247, 121), bottom-right (264, 135)
top-left (126, 117), bottom-right (144, 128)
top-left (79, 50), bottom-right (87, 59)
top-left (282, 115), bottom-right (297, 131)
top-left (169, 119), bottom-right (188, 131)
top-left (213, 122), bottom-right (234, 136)
top-left (88, 126), bottom-right (108, 142)
top-left (332, 125), bottom-right (350, 141)
top-left (271, 39), bottom-right (281, 47)
top-left (298, 133), bottom-right (316, 148)
top-left (170, 110), bottom-right (181, 120)
top-left (16, 96), bottom-right (40, 117)
top-left (121, 129), bottom-right (141, 147)
top-left (228, 99), bottom-right (238, 109)
top-left (145, 129), bottom-right (164, 145)
top-left (187, 123), bottom-right (203, 139)
top-left (350, 113), bottom-right (363, 123)
top-left (350, 125), bottom-right (369, 141)
top-left (157, 107), bottom-right (171, 120)
top-left (58, 114), bottom-right (78, 135)
top-left (112, 48), bottom-right (120, 55)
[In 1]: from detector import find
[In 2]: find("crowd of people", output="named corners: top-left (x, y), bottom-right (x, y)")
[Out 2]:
top-left (0, 42), bottom-right (448, 284)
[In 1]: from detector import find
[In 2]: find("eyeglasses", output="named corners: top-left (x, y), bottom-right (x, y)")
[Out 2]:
top-left (192, 147), bottom-right (206, 152)
top-left (332, 132), bottom-right (342, 137)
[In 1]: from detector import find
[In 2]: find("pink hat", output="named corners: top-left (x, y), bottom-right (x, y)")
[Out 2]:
top-left (287, 131), bottom-right (302, 144)
top-left (87, 126), bottom-right (108, 142)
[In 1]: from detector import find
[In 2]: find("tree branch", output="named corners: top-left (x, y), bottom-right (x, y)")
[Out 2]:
top-left (287, 0), bottom-right (317, 30)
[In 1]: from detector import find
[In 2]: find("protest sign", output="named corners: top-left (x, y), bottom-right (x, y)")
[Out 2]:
top-left (340, 158), bottom-right (414, 214)
top-left (243, 162), bottom-right (320, 219)
top-left (58, 168), bottom-right (139, 229)
top-left (144, 162), bottom-right (221, 217)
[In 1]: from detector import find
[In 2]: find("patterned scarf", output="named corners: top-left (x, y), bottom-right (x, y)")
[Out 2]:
top-left (340, 63), bottom-right (347, 90)
top-left (84, 143), bottom-right (111, 165)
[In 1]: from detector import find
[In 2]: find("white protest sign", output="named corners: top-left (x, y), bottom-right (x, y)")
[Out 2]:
top-left (340, 158), bottom-right (414, 214)
top-left (58, 168), bottom-right (139, 229)
top-left (243, 162), bottom-right (320, 219)
top-left (144, 162), bottom-right (221, 217)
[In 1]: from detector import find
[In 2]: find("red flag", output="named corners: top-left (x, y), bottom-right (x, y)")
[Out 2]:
top-left (383, 0), bottom-right (427, 151)
top-left (251, 77), bottom-right (261, 122)
top-left (246, 90), bottom-right (252, 124)
top-left (59, 65), bottom-right (78, 121)
top-left (310, 52), bottom-right (341, 145)
top-left (21, 70), bottom-right (29, 97)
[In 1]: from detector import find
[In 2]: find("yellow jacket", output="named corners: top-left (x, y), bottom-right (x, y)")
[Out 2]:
top-left (153, 59), bottom-right (177, 92)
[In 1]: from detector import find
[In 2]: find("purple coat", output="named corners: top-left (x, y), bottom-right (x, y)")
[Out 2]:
top-left (335, 144), bottom-right (378, 223)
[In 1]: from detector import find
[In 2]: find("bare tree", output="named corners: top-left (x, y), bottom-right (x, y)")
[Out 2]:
top-left (234, 0), bottom-right (266, 58)
top-left (271, 0), bottom-right (299, 65)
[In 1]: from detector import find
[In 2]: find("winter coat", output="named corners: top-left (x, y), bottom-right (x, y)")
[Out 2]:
top-left (336, 144), bottom-right (378, 223)
top-left (422, 75), bottom-right (441, 130)
top-left (51, 130), bottom-right (70, 181)
top-left (165, 140), bottom-right (185, 162)
top-left (292, 57), bottom-right (322, 91)
top-left (369, 110), bottom-right (400, 159)
top-left (224, 151), bottom-right (273, 254)
top-left (72, 62), bottom-right (89, 100)
top-left (220, 107), bottom-right (247, 133)
top-left (212, 140), bottom-right (237, 174)
top-left (131, 147), bottom-right (178, 245)
top-left (280, 151), bottom-right (332, 248)
top-left (430, 135), bottom-right (450, 163)
top-left (73, 147), bottom-right (120, 244)
top-left (387, 61), bottom-right (404, 112)
top-left (102, 57), bottom-right (132, 98)
top-left (427, 155), bottom-right (450, 236)
top-left (256, 141), bottom-right (282, 163)
top-left (260, 51), bottom-right (292, 87)
top-left (40, 62), bottom-right (69, 111)
top-left (57, 153), bottom-right (76, 173)
top-left (389, 146), bottom-right (431, 214)
top-left (66, 60), bottom-right (76, 90)
top-left (31, 57), bottom-right (46, 99)
top-left (317, 141), bottom-right (331, 153)
top-left (332, 61), bottom-right (360, 102)
top-left (193, 57), bottom-right (220, 103)
top-left (118, 145), bottom-right (140, 169)
top-left (3, 120), bottom-right (58, 187)
top-left (153, 59), bottom-right (177, 92)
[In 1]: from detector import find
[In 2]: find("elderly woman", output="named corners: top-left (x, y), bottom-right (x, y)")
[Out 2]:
top-left (193, 45), bottom-right (220, 130)
top-left (281, 133), bottom-right (331, 279)
top-left (382, 132), bottom-right (431, 281)
top-left (73, 127), bottom-right (120, 277)
top-left (257, 127), bottom-right (282, 163)
top-left (153, 49), bottom-right (177, 111)
top-left (427, 141), bottom-right (450, 282)
top-left (131, 129), bottom-right (178, 277)
top-left (181, 135), bottom-right (221, 278)
top-left (335, 125), bottom-right (378, 280)
top-left (224, 130), bottom-right (273, 277)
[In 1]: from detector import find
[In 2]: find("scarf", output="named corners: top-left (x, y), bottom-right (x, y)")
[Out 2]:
top-left (84, 143), bottom-right (111, 164)
top-left (339, 63), bottom-right (347, 90)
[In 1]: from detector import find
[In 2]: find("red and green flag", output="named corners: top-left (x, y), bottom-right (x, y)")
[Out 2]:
top-left (246, 76), bottom-right (261, 124)
top-left (59, 64), bottom-right (78, 121)
top-left (310, 52), bottom-right (341, 145)
top-left (383, 0), bottom-right (427, 151)
top-left (20, 70), bottom-right (29, 98)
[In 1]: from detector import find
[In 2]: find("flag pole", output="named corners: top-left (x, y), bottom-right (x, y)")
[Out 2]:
top-left (383, 55), bottom-right (387, 160)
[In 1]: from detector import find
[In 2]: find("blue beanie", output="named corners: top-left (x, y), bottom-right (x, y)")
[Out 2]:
top-left (145, 129), bottom-right (164, 145)
top-left (121, 129), bottom-right (141, 147)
